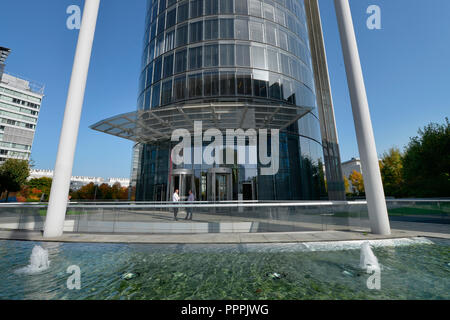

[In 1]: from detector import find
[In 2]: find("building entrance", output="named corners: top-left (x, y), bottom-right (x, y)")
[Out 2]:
top-left (169, 169), bottom-right (195, 201)
top-left (207, 168), bottom-right (232, 201)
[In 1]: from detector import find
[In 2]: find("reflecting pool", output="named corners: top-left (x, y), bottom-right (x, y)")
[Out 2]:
top-left (0, 238), bottom-right (448, 300)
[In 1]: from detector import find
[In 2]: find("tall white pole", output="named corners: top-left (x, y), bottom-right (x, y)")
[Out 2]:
top-left (44, 0), bottom-right (101, 238)
top-left (334, 0), bottom-right (391, 235)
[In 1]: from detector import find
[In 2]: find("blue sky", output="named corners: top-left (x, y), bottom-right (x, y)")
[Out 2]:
top-left (0, 0), bottom-right (449, 178)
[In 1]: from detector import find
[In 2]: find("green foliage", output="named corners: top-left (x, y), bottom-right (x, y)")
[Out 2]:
top-left (380, 147), bottom-right (404, 197)
top-left (402, 118), bottom-right (450, 197)
top-left (0, 159), bottom-right (30, 201)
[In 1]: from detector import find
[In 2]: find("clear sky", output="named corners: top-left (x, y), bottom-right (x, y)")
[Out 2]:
top-left (0, 0), bottom-right (449, 178)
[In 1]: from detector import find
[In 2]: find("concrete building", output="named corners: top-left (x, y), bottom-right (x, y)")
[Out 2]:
top-left (29, 169), bottom-right (130, 190)
top-left (0, 47), bottom-right (44, 164)
top-left (91, 0), bottom-right (346, 202)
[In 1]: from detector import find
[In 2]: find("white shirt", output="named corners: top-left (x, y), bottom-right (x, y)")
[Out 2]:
top-left (173, 192), bottom-right (180, 202)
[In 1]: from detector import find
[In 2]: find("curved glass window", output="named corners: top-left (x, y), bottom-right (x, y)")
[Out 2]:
top-left (205, 0), bottom-right (219, 15)
top-left (205, 19), bottom-right (219, 40)
top-left (220, 0), bottom-right (233, 14)
top-left (141, 0), bottom-right (317, 109)
top-left (204, 44), bottom-right (219, 67)
top-left (177, 1), bottom-right (189, 23)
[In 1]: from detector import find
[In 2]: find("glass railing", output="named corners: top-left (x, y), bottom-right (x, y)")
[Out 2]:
top-left (0, 199), bottom-right (448, 234)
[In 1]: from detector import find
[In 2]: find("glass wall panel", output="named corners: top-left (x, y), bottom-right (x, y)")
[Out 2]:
top-left (166, 8), bottom-right (177, 28)
top-left (178, 1), bottom-right (189, 23)
top-left (275, 7), bottom-right (286, 26)
top-left (267, 48), bottom-right (278, 72)
top-left (146, 63), bottom-right (154, 88)
top-left (189, 21), bottom-right (203, 43)
top-left (176, 24), bottom-right (189, 47)
top-left (156, 34), bottom-right (165, 56)
top-left (235, 0), bottom-right (249, 14)
top-left (236, 44), bottom-right (250, 67)
top-left (189, 46), bottom-right (203, 70)
top-left (157, 13), bottom-right (166, 35)
top-left (220, 0), bottom-right (233, 14)
top-left (269, 73), bottom-right (281, 100)
top-left (280, 53), bottom-right (290, 75)
top-left (249, 0), bottom-right (262, 17)
top-left (153, 56), bottom-right (162, 82)
top-left (249, 21), bottom-right (264, 42)
top-left (263, 3), bottom-right (275, 21)
top-left (159, 0), bottom-right (166, 14)
top-left (165, 31), bottom-right (175, 52)
top-left (235, 19), bottom-right (249, 40)
top-left (204, 44), bottom-right (219, 67)
top-left (278, 29), bottom-right (288, 50)
top-left (190, 0), bottom-right (203, 19)
top-left (220, 19), bottom-right (234, 39)
top-left (163, 53), bottom-right (174, 78)
top-left (174, 75), bottom-right (187, 100)
top-left (188, 73), bottom-right (203, 97)
top-left (150, 22), bottom-right (157, 41)
top-left (220, 44), bottom-right (235, 66)
top-left (251, 46), bottom-right (266, 69)
top-left (205, 0), bottom-right (219, 15)
top-left (220, 71), bottom-right (235, 95)
top-left (161, 79), bottom-right (173, 104)
top-left (204, 71), bottom-right (219, 96)
top-left (237, 72), bottom-right (252, 95)
top-left (151, 83), bottom-right (161, 108)
top-left (265, 23), bottom-right (277, 46)
top-left (175, 49), bottom-right (188, 73)
top-left (204, 19), bottom-right (219, 40)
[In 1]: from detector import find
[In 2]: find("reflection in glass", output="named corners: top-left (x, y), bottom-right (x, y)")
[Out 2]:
top-left (189, 46), bottom-right (203, 70)
top-left (220, 44), bottom-right (235, 66)
top-left (174, 75), bottom-right (187, 100)
top-left (176, 24), bottom-right (189, 47)
top-left (204, 71), bottom-right (219, 96)
top-left (205, 19), bottom-right (219, 40)
top-left (189, 73), bottom-right (203, 98)
top-left (236, 44), bottom-right (250, 67)
top-left (220, 19), bottom-right (234, 39)
top-left (175, 49), bottom-right (188, 73)
top-left (151, 83), bottom-right (160, 108)
top-left (204, 44), bottom-right (219, 67)
top-left (220, 71), bottom-right (235, 95)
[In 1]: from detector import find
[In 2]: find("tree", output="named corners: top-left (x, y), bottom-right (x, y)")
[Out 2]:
top-left (380, 147), bottom-right (404, 197)
top-left (344, 176), bottom-right (350, 194)
top-left (0, 159), bottom-right (30, 202)
top-left (402, 118), bottom-right (450, 197)
top-left (349, 170), bottom-right (365, 195)
top-left (26, 177), bottom-right (53, 201)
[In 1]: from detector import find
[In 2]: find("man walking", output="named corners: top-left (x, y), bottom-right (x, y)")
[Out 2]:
top-left (185, 190), bottom-right (195, 220)
top-left (173, 189), bottom-right (180, 221)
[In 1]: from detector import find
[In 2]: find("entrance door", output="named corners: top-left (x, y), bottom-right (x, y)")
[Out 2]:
top-left (207, 168), bottom-right (233, 201)
top-left (169, 169), bottom-right (195, 201)
top-left (242, 183), bottom-right (253, 200)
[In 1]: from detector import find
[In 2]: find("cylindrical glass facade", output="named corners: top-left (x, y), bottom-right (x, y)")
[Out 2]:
top-left (136, 0), bottom-right (327, 201)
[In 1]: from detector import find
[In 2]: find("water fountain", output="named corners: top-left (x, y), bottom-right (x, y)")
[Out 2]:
top-left (15, 245), bottom-right (50, 275)
top-left (360, 242), bottom-right (380, 270)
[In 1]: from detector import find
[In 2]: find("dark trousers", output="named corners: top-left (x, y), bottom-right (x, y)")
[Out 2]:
top-left (174, 208), bottom-right (178, 219)
top-left (186, 208), bottom-right (193, 220)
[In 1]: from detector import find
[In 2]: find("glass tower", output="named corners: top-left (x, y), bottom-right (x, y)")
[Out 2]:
top-left (92, 0), bottom-right (345, 201)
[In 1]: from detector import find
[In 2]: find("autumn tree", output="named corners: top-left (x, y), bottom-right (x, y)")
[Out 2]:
top-left (380, 147), bottom-right (404, 197)
top-left (348, 170), bottom-right (365, 195)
